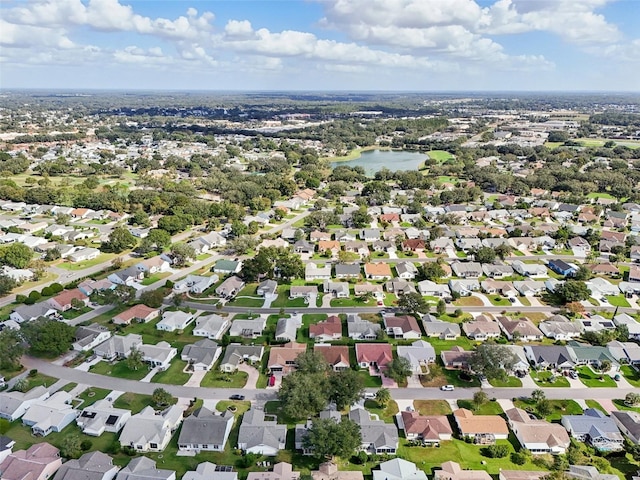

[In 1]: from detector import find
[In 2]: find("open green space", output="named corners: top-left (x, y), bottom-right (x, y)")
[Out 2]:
top-left (514, 398), bottom-right (583, 422)
top-left (457, 399), bottom-right (504, 415)
top-left (16, 373), bottom-right (57, 391)
top-left (620, 365), bottom-right (640, 387)
top-left (113, 392), bottom-right (176, 414)
top-left (57, 253), bottom-right (119, 270)
top-left (613, 399), bottom-right (640, 413)
top-left (201, 369), bottom-right (248, 388)
top-left (141, 272), bottom-right (171, 286)
top-left (89, 360), bottom-right (149, 381)
top-left (531, 370), bottom-right (570, 387)
top-left (427, 150), bottom-right (455, 162)
top-left (414, 400), bottom-right (452, 416)
top-left (364, 399), bottom-right (399, 423)
top-left (151, 359), bottom-right (190, 385)
top-left (488, 376), bottom-right (522, 388)
top-left (425, 337), bottom-right (474, 354)
top-left (576, 366), bottom-right (616, 387)
top-left (331, 297), bottom-right (377, 307)
top-left (120, 316), bottom-right (200, 351)
top-left (216, 400), bottom-right (251, 416)
top-left (61, 306), bottom-right (92, 319)
top-left (488, 296), bottom-right (511, 307)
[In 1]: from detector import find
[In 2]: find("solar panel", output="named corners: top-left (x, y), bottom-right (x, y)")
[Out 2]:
top-left (105, 415), bottom-right (119, 426)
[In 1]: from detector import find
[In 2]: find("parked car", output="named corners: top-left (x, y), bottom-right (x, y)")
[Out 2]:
top-left (440, 385), bottom-right (455, 391)
top-left (229, 394), bottom-right (245, 400)
top-left (568, 370), bottom-right (578, 379)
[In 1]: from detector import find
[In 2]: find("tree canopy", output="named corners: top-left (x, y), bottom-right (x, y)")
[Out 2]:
top-left (302, 418), bottom-right (362, 459)
top-left (22, 318), bottom-right (75, 355)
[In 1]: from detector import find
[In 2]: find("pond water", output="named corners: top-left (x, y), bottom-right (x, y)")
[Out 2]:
top-left (331, 149), bottom-right (427, 176)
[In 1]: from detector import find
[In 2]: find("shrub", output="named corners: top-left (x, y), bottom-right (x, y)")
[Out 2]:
top-left (50, 283), bottom-right (64, 293)
top-left (165, 279), bottom-right (174, 288)
top-left (28, 369), bottom-right (38, 377)
top-left (28, 290), bottom-right (41, 300)
top-left (15, 294), bottom-right (27, 303)
top-left (511, 452), bottom-right (527, 465)
top-left (481, 444), bottom-right (509, 458)
top-left (41, 286), bottom-right (53, 297)
top-left (80, 439), bottom-right (93, 451)
top-left (24, 297), bottom-right (36, 305)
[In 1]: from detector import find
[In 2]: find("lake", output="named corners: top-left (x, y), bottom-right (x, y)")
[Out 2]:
top-left (331, 149), bottom-right (427, 176)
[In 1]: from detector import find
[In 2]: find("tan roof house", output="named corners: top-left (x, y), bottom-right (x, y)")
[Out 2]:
top-left (267, 342), bottom-right (307, 375)
top-left (505, 407), bottom-right (570, 455)
top-left (434, 462), bottom-right (492, 480)
top-left (0, 443), bottom-right (61, 480)
top-left (452, 409), bottom-right (509, 444)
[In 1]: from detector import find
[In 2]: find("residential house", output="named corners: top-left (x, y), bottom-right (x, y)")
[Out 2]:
top-left (347, 314), bottom-right (381, 340)
top-left (384, 315), bottom-right (422, 339)
top-left (10, 302), bottom-right (56, 324)
top-left (385, 279), bottom-right (416, 295)
top-left (607, 340), bottom-right (640, 366)
top-left (0, 443), bottom-right (61, 480)
top-left (568, 342), bottom-right (619, 370)
top-left (309, 316), bottom-right (342, 342)
top-left (178, 408), bottom-right (234, 453)
top-left (182, 462), bottom-right (238, 480)
top-left (193, 314), bottom-right (230, 340)
top-left (512, 261), bottom-right (548, 278)
top-left (115, 457), bottom-right (175, 480)
top-left (364, 263), bottom-right (393, 280)
top-left (246, 463), bottom-right (298, 480)
top-left (372, 459), bottom-right (426, 480)
top-left (215, 276), bottom-right (245, 299)
top-left (0, 436), bottom-right (14, 465)
top-left (156, 311), bottom-right (194, 332)
top-left (561, 409), bottom-right (623, 452)
top-left (456, 237), bottom-right (482, 253)
top-left (398, 411), bottom-right (452, 443)
top-left (482, 263), bottom-right (514, 279)
top-left (275, 317), bottom-right (302, 342)
top-left (361, 229), bottom-right (381, 242)
top-left (53, 451), bottom-right (119, 480)
top-left (585, 277), bottom-right (618, 297)
top-left (0, 386), bottom-right (49, 422)
top-left (310, 231), bottom-right (331, 242)
top-left (497, 316), bottom-right (543, 341)
top-left (228, 318), bottom-right (266, 338)
top-left (539, 316), bottom-right (583, 341)
top-left (139, 341), bottom-right (177, 370)
top-left (68, 247), bottom-right (100, 263)
top-left (590, 263), bottom-right (619, 277)
top-left (524, 345), bottom-right (577, 370)
top-left (335, 264), bottom-right (361, 280)
top-left (305, 263), bottom-right (332, 281)
top-left (78, 278), bottom-right (114, 297)
top-left (294, 240), bottom-right (315, 254)
top-left (348, 407), bottom-right (398, 455)
top-left (462, 315), bottom-right (501, 341)
top-left (335, 231), bottom-right (357, 243)
top-left (396, 340), bottom-right (435, 374)
top-left (395, 262), bottom-right (419, 280)
top-left (237, 409), bottom-right (287, 456)
top-left (173, 275), bottom-right (217, 295)
top-left (119, 405), bottom-right (183, 452)
top-left (422, 314), bottom-right (460, 340)
top-left (451, 262), bottom-right (483, 279)
top-left (188, 232), bottom-right (226, 254)
top-left (95, 334), bottom-right (143, 361)
top-left (355, 344), bottom-right (393, 370)
top-left (499, 472), bottom-right (548, 480)
top-left (22, 391), bottom-right (78, 437)
top-left (113, 305), bottom-right (159, 325)
top-left (613, 313), bottom-right (640, 340)
top-left (441, 347), bottom-right (472, 370)
top-left (136, 257), bottom-right (171, 275)
top-left (213, 260), bottom-right (242, 275)
top-left (313, 462), bottom-right (364, 480)
top-left (402, 239), bottom-right (426, 253)
top-left (417, 280), bottom-right (451, 298)
top-left (566, 465), bottom-right (619, 480)
top-left (77, 399), bottom-right (131, 437)
top-left (108, 267), bottom-right (144, 286)
top-left (289, 286), bottom-right (318, 303)
top-left (452, 409), bottom-right (509, 444)
top-left (505, 407), bottom-right (571, 454)
top-left (268, 342), bottom-right (307, 375)
top-left (569, 237), bottom-right (592, 256)
top-left (318, 241), bottom-right (340, 256)
top-left (448, 279), bottom-right (480, 296)
top-left (430, 238), bottom-right (454, 254)
top-left (220, 344), bottom-right (264, 373)
top-left (47, 288), bottom-right (89, 311)
top-left (354, 283), bottom-right (384, 299)
top-left (433, 462), bottom-right (491, 480)
top-left (73, 323), bottom-right (112, 352)
top-left (548, 259), bottom-right (577, 277)
top-left (611, 410), bottom-right (640, 445)
top-left (513, 280), bottom-right (546, 297)
top-left (324, 281), bottom-right (350, 298)
top-left (314, 344), bottom-right (350, 372)
top-left (579, 315), bottom-right (616, 333)
top-left (500, 345), bottom-right (530, 373)
top-left (181, 339), bottom-right (222, 371)
top-left (257, 280), bottom-right (278, 297)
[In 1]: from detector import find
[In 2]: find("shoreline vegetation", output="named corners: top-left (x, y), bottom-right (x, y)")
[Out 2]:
top-left (324, 145), bottom-right (392, 163)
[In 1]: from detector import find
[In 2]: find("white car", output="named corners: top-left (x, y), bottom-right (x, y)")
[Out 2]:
top-left (440, 385), bottom-right (455, 391)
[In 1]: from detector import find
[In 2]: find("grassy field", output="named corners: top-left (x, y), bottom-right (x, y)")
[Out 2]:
top-left (151, 360), bottom-right (191, 385)
top-left (605, 295), bottom-right (630, 307)
top-left (576, 366), bottom-right (616, 387)
top-left (364, 399), bottom-right (399, 423)
top-left (488, 376), bottom-right (523, 388)
top-left (141, 272), bottom-right (172, 286)
top-left (89, 360), bottom-right (149, 381)
top-left (57, 252), bottom-right (119, 270)
top-left (488, 296), bottom-right (512, 306)
top-left (620, 365), bottom-right (640, 387)
top-left (17, 372), bottom-right (57, 391)
top-left (453, 296), bottom-right (484, 307)
top-left (514, 398), bottom-right (583, 422)
top-left (75, 387), bottom-right (111, 408)
top-left (201, 370), bottom-right (248, 388)
top-left (531, 370), bottom-right (570, 387)
top-left (427, 150), bottom-right (455, 162)
top-left (457, 399), bottom-right (504, 415)
top-left (113, 392), bottom-right (176, 414)
top-left (119, 316), bottom-right (200, 351)
top-left (414, 400), bottom-right (452, 416)
top-left (585, 400), bottom-right (606, 413)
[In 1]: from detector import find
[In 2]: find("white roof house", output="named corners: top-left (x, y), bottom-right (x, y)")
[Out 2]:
top-left (156, 311), bottom-right (195, 332)
top-left (22, 391), bottom-right (78, 437)
top-left (119, 405), bottom-right (183, 452)
top-left (193, 314), bottom-right (230, 340)
top-left (77, 399), bottom-right (132, 437)
top-left (0, 386), bottom-right (50, 422)
top-left (372, 459), bottom-right (428, 480)
top-left (139, 342), bottom-right (177, 370)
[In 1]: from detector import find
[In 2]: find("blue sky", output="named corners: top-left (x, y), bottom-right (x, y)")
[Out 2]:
top-left (1, 0), bottom-right (639, 91)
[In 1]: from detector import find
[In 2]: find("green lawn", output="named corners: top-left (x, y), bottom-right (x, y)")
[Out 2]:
top-left (89, 360), bottom-right (149, 381)
top-left (457, 399), bottom-right (504, 415)
top-left (441, 368), bottom-right (481, 388)
top-left (488, 296), bottom-right (511, 307)
top-left (57, 253), bottom-right (119, 270)
top-left (514, 398), bottom-right (583, 422)
top-left (426, 337), bottom-right (474, 354)
top-left (60, 382), bottom-right (78, 392)
top-left (90, 305), bottom-right (129, 326)
top-left (605, 295), bottom-right (631, 307)
top-left (200, 370), bottom-right (248, 388)
top-left (414, 400), bottom-right (452, 416)
top-left (113, 392), bottom-right (176, 414)
top-left (120, 317), bottom-right (200, 351)
top-left (216, 400), bottom-right (251, 415)
top-left (364, 399), bottom-right (399, 423)
top-left (264, 400), bottom-right (302, 426)
top-left (356, 370), bottom-right (383, 387)
top-left (141, 272), bottom-right (171, 286)
top-left (61, 306), bottom-right (92, 319)
top-left (76, 387), bottom-right (111, 408)
top-left (151, 360), bottom-right (191, 385)
top-left (427, 150), bottom-right (455, 162)
top-left (531, 370), bottom-right (570, 387)
top-left (612, 399), bottom-right (640, 413)
top-left (585, 400), bottom-right (607, 413)
top-left (576, 366), bottom-right (616, 388)
top-left (488, 376), bottom-right (523, 388)
top-left (331, 297), bottom-right (377, 307)
top-left (620, 365), bottom-right (640, 387)
top-left (17, 373), bottom-right (57, 391)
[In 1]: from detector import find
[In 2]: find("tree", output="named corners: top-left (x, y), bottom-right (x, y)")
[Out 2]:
top-left (625, 392), bottom-right (640, 406)
top-left (421, 262), bottom-right (445, 281)
top-left (22, 318), bottom-right (74, 355)
top-left (338, 250), bottom-right (359, 263)
top-left (468, 343), bottom-right (518, 382)
top-left (70, 297), bottom-right (85, 310)
top-left (139, 289), bottom-right (166, 308)
top-left (111, 256), bottom-right (124, 270)
top-left (531, 389), bottom-right (546, 403)
top-left (0, 274), bottom-right (17, 295)
top-left (126, 346), bottom-right (144, 371)
top-left (137, 229), bottom-right (171, 254)
top-left (0, 329), bottom-right (24, 370)
top-left (241, 247), bottom-right (303, 281)
top-left (555, 280), bottom-right (591, 304)
top-left (494, 244), bottom-right (513, 260)
top-left (0, 243), bottom-right (33, 269)
top-left (13, 378), bottom-right (28, 392)
top-left (102, 226), bottom-right (137, 253)
top-left (386, 357), bottom-right (412, 383)
top-left (473, 246), bottom-right (497, 264)
top-left (278, 372), bottom-right (329, 419)
top-left (473, 390), bottom-right (489, 410)
top-left (329, 369), bottom-right (364, 410)
top-left (303, 418), bottom-right (361, 459)
top-left (436, 299), bottom-right (446, 316)
top-left (397, 292), bottom-right (429, 314)
top-left (295, 350), bottom-right (330, 374)
top-left (61, 434), bottom-right (82, 459)
top-left (28, 259), bottom-right (47, 281)
top-left (481, 444), bottom-right (509, 458)
top-left (152, 388), bottom-right (173, 408)
top-left (44, 247), bottom-right (61, 261)
top-left (170, 243), bottom-right (196, 268)
top-left (352, 207), bottom-right (372, 228)
top-left (572, 265), bottom-right (592, 281)
top-left (375, 388), bottom-right (391, 407)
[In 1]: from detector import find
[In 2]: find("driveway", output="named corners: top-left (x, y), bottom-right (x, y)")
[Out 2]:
top-left (238, 362), bottom-right (259, 389)
top-left (471, 292), bottom-right (492, 306)
top-left (321, 294), bottom-right (333, 308)
top-left (184, 370), bottom-right (207, 387)
top-left (262, 293), bottom-right (277, 309)
top-left (496, 398), bottom-right (515, 412)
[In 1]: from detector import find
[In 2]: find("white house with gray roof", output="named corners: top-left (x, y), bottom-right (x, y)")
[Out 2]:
top-left (348, 407), bottom-right (398, 455)
top-left (220, 344), bottom-right (264, 373)
top-left (119, 405), bottom-right (183, 452)
top-left (228, 318), bottom-right (266, 338)
top-left (0, 386), bottom-right (49, 422)
top-left (77, 399), bottom-right (131, 437)
top-left (53, 451), bottom-right (119, 480)
top-left (193, 314), bottom-right (230, 340)
top-left (115, 457), bottom-right (175, 480)
top-left (347, 314), bottom-right (381, 340)
top-left (181, 339), bottom-right (221, 371)
top-left (10, 302), bottom-right (56, 324)
top-left (237, 409), bottom-right (287, 456)
top-left (22, 391), bottom-right (78, 437)
top-left (422, 315), bottom-right (460, 340)
top-left (396, 340), bottom-right (436, 374)
top-left (178, 408), bottom-right (234, 453)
